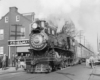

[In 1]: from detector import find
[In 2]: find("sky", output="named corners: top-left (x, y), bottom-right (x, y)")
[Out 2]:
top-left (0, 0), bottom-right (100, 54)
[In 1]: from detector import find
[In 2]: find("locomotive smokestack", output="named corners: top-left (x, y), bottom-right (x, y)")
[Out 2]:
top-left (41, 20), bottom-right (46, 28)
top-left (31, 12), bottom-right (35, 22)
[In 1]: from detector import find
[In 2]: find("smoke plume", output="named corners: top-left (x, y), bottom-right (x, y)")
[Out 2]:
top-left (37, 0), bottom-right (81, 32)
top-left (36, 0), bottom-right (100, 53)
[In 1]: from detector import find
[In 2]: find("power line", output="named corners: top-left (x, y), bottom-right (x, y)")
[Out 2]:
top-left (10, 24), bottom-right (23, 57)
top-left (10, 24), bottom-right (22, 40)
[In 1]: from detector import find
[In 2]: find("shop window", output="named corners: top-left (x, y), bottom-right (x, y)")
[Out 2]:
top-left (16, 15), bottom-right (20, 22)
top-left (0, 47), bottom-right (3, 54)
top-left (20, 27), bottom-right (25, 39)
top-left (0, 29), bottom-right (4, 40)
top-left (5, 17), bottom-right (8, 23)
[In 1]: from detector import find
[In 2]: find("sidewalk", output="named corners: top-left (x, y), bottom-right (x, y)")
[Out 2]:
top-left (0, 67), bottom-right (24, 75)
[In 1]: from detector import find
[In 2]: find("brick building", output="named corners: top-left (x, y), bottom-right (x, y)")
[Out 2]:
top-left (0, 7), bottom-right (34, 60)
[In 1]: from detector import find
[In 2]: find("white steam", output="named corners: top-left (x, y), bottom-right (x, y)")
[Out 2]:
top-left (37, 0), bottom-right (100, 53)
top-left (38, 0), bottom-right (81, 18)
top-left (37, 0), bottom-right (82, 32)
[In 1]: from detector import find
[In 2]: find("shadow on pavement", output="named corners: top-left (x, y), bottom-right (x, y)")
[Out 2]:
top-left (91, 73), bottom-right (100, 76)
top-left (56, 72), bottom-right (75, 80)
top-left (0, 67), bottom-right (9, 70)
top-left (0, 69), bottom-right (24, 75)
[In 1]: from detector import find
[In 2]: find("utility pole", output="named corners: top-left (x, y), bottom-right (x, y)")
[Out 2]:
top-left (10, 24), bottom-right (22, 56)
top-left (79, 31), bottom-right (81, 40)
top-left (84, 36), bottom-right (85, 46)
top-left (97, 33), bottom-right (99, 54)
top-left (79, 30), bottom-right (82, 57)
top-left (10, 24), bottom-right (22, 40)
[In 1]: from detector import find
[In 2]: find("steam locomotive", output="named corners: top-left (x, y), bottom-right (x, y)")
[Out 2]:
top-left (25, 19), bottom-right (94, 73)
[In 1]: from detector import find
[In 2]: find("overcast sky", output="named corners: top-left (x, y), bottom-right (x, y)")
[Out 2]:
top-left (0, 0), bottom-right (100, 54)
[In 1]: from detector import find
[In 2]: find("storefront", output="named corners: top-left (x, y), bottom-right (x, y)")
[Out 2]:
top-left (8, 39), bottom-right (30, 59)
top-left (17, 46), bottom-right (30, 56)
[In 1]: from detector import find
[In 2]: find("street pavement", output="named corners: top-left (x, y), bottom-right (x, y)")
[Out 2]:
top-left (0, 63), bottom-right (100, 80)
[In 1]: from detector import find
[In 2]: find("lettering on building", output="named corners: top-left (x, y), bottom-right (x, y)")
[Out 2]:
top-left (8, 40), bottom-right (29, 46)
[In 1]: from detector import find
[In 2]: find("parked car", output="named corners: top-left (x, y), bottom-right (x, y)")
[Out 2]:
top-left (95, 59), bottom-right (100, 65)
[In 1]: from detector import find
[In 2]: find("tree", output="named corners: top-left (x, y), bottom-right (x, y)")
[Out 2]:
top-left (61, 20), bottom-right (76, 37)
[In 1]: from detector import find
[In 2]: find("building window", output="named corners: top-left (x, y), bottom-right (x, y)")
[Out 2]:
top-left (52, 30), bottom-right (54, 35)
top-left (16, 15), bottom-right (20, 22)
top-left (0, 47), bottom-right (3, 54)
top-left (5, 17), bottom-right (8, 23)
top-left (20, 28), bottom-right (25, 39)
top-left (0, 29), bottom-right (4, 40)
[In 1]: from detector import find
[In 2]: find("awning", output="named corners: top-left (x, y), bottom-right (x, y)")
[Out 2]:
top-left (17, 47), bottom-right (30, 52)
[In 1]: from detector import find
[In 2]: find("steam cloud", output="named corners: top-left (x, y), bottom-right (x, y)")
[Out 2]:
top-left (37, 0), bottom-right (81, 32)
top-left (36, 0), bottom-right (100, 53)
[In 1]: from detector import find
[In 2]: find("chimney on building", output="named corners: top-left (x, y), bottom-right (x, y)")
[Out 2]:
top-left (9, 7), bottom-right (18, 12)
top-left (31, 12), bottom-right (35, 22)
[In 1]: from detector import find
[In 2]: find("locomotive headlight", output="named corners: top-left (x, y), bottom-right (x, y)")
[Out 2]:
top-left (31, 23), bottom-right (37, 29)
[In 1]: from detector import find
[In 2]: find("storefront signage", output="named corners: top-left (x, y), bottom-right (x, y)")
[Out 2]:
top-left (8, 39), bottom-right (29, 46)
